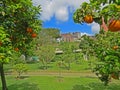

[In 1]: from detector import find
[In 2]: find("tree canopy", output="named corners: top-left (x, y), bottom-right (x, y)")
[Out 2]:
top-left (0, 0), bottom-right (42, 54)
top-left (73, 0), bottom-right (120, 25)
top-left (73, 0), bottom-right (120, 85)
top-left (0, 0), bottom-right (42, 89)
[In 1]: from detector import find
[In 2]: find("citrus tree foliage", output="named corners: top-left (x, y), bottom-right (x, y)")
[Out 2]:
top-left (79, 31), bottom-right (120, 85)
top-left (0, 0), bottom-right (42, 89)
top-left (73, 0), bottom-right (120, 24)
top-left (0, 26), bottom-right (12, 63)
top-left (0, 0), bottom-right (42, 54)
top-left (73, 0), bottom-right (120, 85)
top-left (92, 31), bottom-right (120, 85)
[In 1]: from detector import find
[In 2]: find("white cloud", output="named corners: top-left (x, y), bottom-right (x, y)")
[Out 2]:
top-left (86, 22), bottom-right (100, 34)
top-left (32, 0), bottom-right (100, 35)
top-left (91, 22), bottom-right (100, 34)
top-left (55, 7), bottom-right (69, 21)
top-left (81, 32), bottom-right (93, 36)
top-left (32, 0), bottom-right (89, 22)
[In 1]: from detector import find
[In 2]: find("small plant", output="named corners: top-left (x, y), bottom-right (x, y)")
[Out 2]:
top-left (13, 63), bottom-right (28, 79)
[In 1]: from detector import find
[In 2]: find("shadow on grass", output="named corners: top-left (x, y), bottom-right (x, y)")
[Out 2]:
top-left (38, 65), bottom-right (53, 70)
top-left (72, 84), bottom-right (90, 90)
top-left (15, 76), bottom-right (29, 79)
top-left (8, 82), bottom-right (40, 90)
top-left (72, 82), bottom-right (120, 90)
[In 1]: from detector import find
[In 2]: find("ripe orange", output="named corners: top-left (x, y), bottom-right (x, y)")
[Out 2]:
top-left (108, 20), bottom-right (120, 32)
top-left (27, 28), bottom-right (33, 33)
top-left (14, 48), bottom-right (19, 51)
top-left (84, 15), bottom-right (93, 23)
top-left (114, 20), bottom-right (120, 30)
top-left (113, 45), bottom-right (118, 50)
top-left (31, 33), bottom-right (37, 38)
top-left (0, 41), bottom-right (2, 46)
top-left (111, 73), bottom-right (119, 79)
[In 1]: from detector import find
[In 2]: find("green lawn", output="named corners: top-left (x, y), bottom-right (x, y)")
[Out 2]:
top-left (1, 76), bottom-right (120, 90)
top-left (27, 61), bottom-right (90, 71)
top-left (2, 59), bottom-right (120, 90)
top-left (4, 60), bottom-right (91, 73)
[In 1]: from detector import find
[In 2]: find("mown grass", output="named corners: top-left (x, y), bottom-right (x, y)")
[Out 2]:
top-left (1, 76), bottom-right (120, 90)
top-left (4, 60), bottom-right (91, 72)
top-left (2, 58), bottom-right (120, 90)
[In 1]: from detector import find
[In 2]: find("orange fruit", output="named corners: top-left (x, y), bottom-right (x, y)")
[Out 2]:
top-left (0, 41), bottom-right (2, 46)
top-left (84, 15), bottom-right (93, 23)
top-left (113, 45), bottom-right (118, 50)
top-left (111, 73), bottom-right (119, 79)
top-left (27, 28), bottom-right (33, 33)
top-left (108, 20), bottom-right (120, 32)
top-left (14, 48), bottom-right (19, 51)
top-left (31, 33), bottom-right (37, 38)
top-left (114, 20), bottom-right (120, 30)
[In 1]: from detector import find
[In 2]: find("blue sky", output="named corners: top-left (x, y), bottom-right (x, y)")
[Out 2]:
top-left (32, 0), bottom-right (100, 35)
top-left (43, 14), bottom-right (93, 34)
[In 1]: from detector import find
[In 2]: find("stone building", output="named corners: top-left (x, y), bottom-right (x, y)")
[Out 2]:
top-left (60, 32), bottom-right (81, 42)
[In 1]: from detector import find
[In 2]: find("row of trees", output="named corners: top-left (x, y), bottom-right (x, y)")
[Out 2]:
top-left (34, 28), bottom-right (60, 69)
top-left (32, 28), bottom-right (81, 70)
top-left (57, 42), bottom-right (81, 70)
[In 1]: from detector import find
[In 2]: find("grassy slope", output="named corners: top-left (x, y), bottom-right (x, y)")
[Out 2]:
top-left (25, 60), bottom-right (91, 71)
top-left (4, 60), bottom-right (91, 73)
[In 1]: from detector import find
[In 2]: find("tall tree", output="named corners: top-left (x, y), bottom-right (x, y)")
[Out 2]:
top-left (0, 0), bottom-right (41, 89)
top-left (35, 28), bottom-right (60, 47)
top-left (79, 35), bottom-right (94, 60)
top-left (34, 28), bottom-right (59, 69)
top-left (73, 0), bottom-right (120, 85)
top-left (43, 28), bottom-right (60, 39)
top-left (36, 45), bottom-right (55, 69)
top-left (92, 31), bottom-right (120, 85)
top-left (0, 27), bottom-right (12, 90)
top-left (60, 42), bottom-right (76, 70)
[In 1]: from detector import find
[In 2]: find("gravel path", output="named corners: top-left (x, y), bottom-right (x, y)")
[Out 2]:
top-left (6, 70), bottom-right (97, 77)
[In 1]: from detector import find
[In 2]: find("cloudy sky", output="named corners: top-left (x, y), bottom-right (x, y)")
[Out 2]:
top-left (32, 0), bottom-right (100, 35)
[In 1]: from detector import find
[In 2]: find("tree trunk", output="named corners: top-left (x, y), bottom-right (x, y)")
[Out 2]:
top-left (45, 62), bottom-right (48, 70)
top-left (83, 54), bottom-right (87, 60)
top-left (17, 72), bottom-right (21, 79)
top-left (67, 62), bottom-right (71, 70)
top-left (83, 52), bottom-right (89, 61)
top-left (0, 63), bottom-right (8, 90)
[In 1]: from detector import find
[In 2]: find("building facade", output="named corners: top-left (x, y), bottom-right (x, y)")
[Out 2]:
top-left (60, 32), bottom-right (81, 42)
